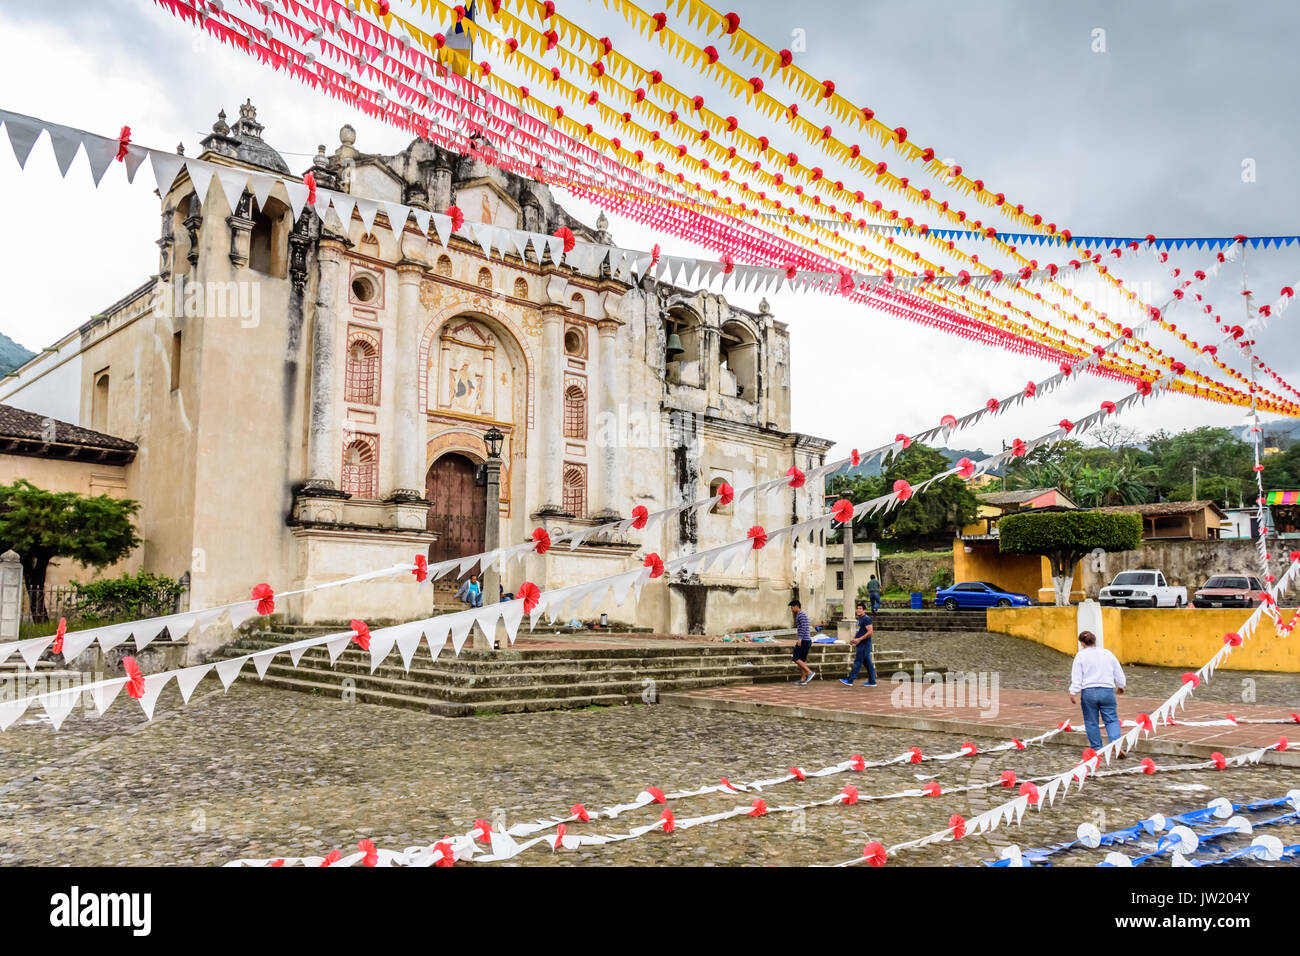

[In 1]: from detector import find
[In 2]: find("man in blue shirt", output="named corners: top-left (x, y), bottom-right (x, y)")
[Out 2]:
top-left (788, 599), bottom-right (816, 684)
top-left (839, 601), bottom-right (877, 686)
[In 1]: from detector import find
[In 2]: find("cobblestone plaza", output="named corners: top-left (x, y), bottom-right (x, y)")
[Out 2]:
top-left (3, 630), bottom-right (1297, 867)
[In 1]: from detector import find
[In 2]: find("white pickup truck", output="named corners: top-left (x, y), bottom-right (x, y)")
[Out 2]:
top-left (1098, 569), bottom-right (1188, 608)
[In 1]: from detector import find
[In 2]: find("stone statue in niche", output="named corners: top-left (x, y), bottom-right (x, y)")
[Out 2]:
top-left (433, 318), bottom-right (511, 419)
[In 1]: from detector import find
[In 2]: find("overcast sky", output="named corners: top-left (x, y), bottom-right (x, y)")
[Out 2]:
top-left (1, 0), bottom-right (1297, 460)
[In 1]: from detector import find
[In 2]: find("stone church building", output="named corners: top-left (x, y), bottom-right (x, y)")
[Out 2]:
top-left (1, 103), bottom-right (832, 634)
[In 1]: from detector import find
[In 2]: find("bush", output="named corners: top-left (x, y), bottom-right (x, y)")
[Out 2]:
top-left (72, 572), bottom-right (184, 624)
top-left (998, 510), bottom-right (1142, 556)
top-left (930, 567), bottom-right (954, 590)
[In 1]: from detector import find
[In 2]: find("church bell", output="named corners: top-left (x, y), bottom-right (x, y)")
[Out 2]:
top-left (666, 333), bottom-right (685, 358)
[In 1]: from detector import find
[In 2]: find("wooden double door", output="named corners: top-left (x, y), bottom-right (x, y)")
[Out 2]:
top-left (426, 453), bottom-right (486, 567)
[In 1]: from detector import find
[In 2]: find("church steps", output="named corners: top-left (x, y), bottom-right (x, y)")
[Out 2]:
top-left (225, 635), bottom-right (916, 675)
top-left (229, 649), bottom-right (927, 692)
top-left (213, 632), bottom-right (946, 714)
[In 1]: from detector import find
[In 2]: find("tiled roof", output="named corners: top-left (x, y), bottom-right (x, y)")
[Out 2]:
top-left (0, 403), bottom-right (137, 454)
top-left (1097, 500), bottom-right (1228, 518)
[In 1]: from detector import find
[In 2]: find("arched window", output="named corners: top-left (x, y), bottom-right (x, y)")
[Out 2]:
top-left (708, 476), bottom-right (733, 515)
top-left (341, 435), bottom-right (378, 498)
top-left (92, 370), bottom-right (110, 433)
top-left (344, 332), bottom-right (381, 405)
top-left (477, 267), bottom-right (494, 289)
top-left (720, 320), bottom-right (759, 400)
top-left (435, 255), bottom-right (453, 277)
top-left (569, 291), bottom-right (586, 315)
top-left (563, 384), bottom-right (587, 439)
top-left (513, 276), bottom-right (529, 298)
top-left (249, 197), bottom-right (290, 277)
top-left (562, 463), bottom-right (587, 517)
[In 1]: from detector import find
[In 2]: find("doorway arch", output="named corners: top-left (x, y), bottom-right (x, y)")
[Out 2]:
top-left (426, 452), bottom-right (486, 566)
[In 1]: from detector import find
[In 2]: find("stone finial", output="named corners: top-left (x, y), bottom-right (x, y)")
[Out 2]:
top-left (758, 297), bottom-right (771, 314)
top-left (1, 549), bottom-right (18, 562)
top-left (595, 210), bottom-right (608, 232)
top-left (313, 144), bottom-right (329, 168)
top-left (212, 109), bottom-right (230, 136)
top-left (339, 124), bottom-right (357, 147)
top-left (176, 142), bottom-right (185, 156)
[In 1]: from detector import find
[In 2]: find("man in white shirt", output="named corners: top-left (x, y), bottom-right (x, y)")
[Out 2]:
top-left (1068, 631), bottom-right (1127, 755)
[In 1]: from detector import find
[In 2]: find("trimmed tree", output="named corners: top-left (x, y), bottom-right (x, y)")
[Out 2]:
top-left (998, 510), bottom-right (1142, 606)
top-left (0, 480), bottom-right (140, 621)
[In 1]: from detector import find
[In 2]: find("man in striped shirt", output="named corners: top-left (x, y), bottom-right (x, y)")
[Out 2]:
top-left (789, 599), bottom-right (817, 684)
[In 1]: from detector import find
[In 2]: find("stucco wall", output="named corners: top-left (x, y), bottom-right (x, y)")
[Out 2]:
top-left (0, 454), bottom-right (139, 587)
top-left (879, 552), bottom-right (953, 592)
top-left (988, 605), bottom-right (1300, 672)
top-left (1081, 538), bottom-right (1293, 594)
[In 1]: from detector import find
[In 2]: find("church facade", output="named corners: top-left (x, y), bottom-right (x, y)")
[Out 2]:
top-left (2, 103), bottom-right (832, 635)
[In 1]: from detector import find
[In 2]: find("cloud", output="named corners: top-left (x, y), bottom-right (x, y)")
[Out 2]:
top-left (1, 0), bottom-right (1296, 459)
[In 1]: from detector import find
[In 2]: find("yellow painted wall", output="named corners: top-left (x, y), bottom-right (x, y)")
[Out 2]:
top-left (951, 540), bottom-right (1082, 602)
top-left (988, 606), bottom-right (1300, 672)
top-left (0, 454), bottom-right (140, 586)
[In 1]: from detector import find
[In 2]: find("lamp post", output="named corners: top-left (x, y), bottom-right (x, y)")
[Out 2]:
top-left (480, 426), bottom-right (504, 649)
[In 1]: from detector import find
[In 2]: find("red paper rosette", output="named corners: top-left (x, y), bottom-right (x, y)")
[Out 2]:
top-left (747, 525), bottom-right (768, 549)
top-left (350, 619), bottom-right (371, 651)
top-left (252, 583), bottom-right (275, 616)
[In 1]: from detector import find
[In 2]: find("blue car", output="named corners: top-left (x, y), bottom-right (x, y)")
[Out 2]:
top-left (936, 581), bottom-right (1031, 610)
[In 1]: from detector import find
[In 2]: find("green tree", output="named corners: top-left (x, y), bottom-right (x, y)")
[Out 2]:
top-left (998, 510), bottom-right (1142, 606)
top-left (1146, 426), bottom-right (1254, 502)
top-left (879, 442), bottom-right (978, 544)
top-left (825, 472), bottom-right (885, 542)
top-left (826, 442), bottom-right (977, 546)
top-left (1070, 461), bottom-right (1156, 507)
top-left (1261, 445), bottom-right (1300, 490)
top-left (0, 480), bottom-right (140, 620)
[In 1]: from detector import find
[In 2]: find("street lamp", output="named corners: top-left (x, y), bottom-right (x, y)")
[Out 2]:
top-left (481, 425), bottom-right (505, 649)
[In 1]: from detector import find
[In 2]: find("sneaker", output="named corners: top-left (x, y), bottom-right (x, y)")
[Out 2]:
top-left (806, 671), bottom-right (817, 683)
top-left (861, 681), bottom-right (878, 687)
top-left (838, 678), bottom-right (854, 686)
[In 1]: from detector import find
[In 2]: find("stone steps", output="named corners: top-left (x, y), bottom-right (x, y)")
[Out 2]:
top-left (871, 610), bottom-right (987, 632)
top-left (216, 634), bottom-right (946, 716)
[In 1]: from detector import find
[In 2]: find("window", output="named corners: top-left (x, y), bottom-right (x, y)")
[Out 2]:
top-left (562, 463), bottom-right (587, 517)
top-left (435, 255), bottom-right (453, 277)
top-left (563, 384), bottom-right (587, 439)
top-left (513, 277), bottom-right (529, 298)
top-left (719, 320), bottom-right (758, 399)
top-left (569, 292), bottom-right (586, 315)
top-left (249, 197), bottom-right (290, 277)
top-left (92, 370), bottom-right (110, 433)
top-left (477, 267), bottom-right (494, 289)
top-left (341, 435), bottom-right (378, 498)
top-left (1111, 572), bottom-right (1156, 586)
top-left (170, 331), bottom-right (182, 391)
top-left (564, 327), bottom-right (585, 356)
top-left (351, 275), bottom-right (376, 302)
top-left (708, 476), bottom-right (733, 515)
top-left (836, 571), bottom-right (844, 590)
top-left (344, 332), bottom-right (381, 405)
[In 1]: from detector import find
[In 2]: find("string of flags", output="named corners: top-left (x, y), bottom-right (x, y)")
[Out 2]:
top-left (990, 792), bottom-right (1300, 866)
top-left (827, 552), bottom-right (1300, 867)
top-left (142, 0), bottom-right (1300, 412)
top-left (221, 750), bottom-right (1281, 868)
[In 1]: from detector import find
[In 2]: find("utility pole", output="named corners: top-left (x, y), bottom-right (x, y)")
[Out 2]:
top-left (1192, 465), bottom-right (1198, 500)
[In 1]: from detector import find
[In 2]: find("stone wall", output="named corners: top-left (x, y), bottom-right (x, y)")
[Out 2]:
top-left (879, 552), bottom-right (954, 592)
top-left (1080, 538), bottom-right (1292, 593)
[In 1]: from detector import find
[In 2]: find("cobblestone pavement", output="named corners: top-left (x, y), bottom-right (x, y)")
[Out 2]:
top-left (2, 682), bottom-right (1298, 867)
top-left (877, 629), bottom-right (1300, 709)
